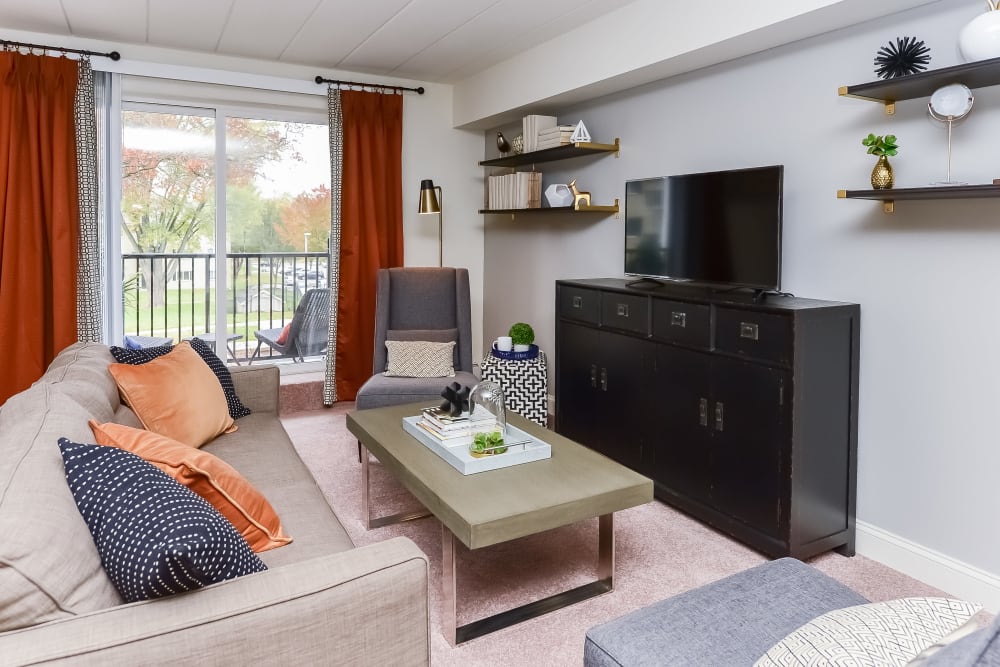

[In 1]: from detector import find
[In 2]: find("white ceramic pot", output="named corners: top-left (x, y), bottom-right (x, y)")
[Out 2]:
top-left (513, 343), bottom-right (530, 352)
top-left (959, 10), bottom-right (1000, 62)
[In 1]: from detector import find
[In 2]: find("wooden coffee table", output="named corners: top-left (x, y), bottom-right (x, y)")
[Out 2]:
top-left (347, 402), bottom-right (653, 645)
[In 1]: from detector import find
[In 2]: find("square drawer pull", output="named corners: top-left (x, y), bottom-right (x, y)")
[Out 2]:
top-left (572, 296), bottom-right (583, 309)
top-left (617, 303), bottom-right (629, 318)
top-left (740, 322), bottom-right (759, 340)
top-left (671, 311), bottom-right (687, 328)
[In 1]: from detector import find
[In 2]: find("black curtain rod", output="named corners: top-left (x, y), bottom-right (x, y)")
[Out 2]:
top-left (1, 38), bottom-right (120, 61)
top-left (314, 75), bottom-right (423, 95)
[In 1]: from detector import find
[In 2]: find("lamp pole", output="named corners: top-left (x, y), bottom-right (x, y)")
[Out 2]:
top-left (303, 232), bottom-right (311, 253)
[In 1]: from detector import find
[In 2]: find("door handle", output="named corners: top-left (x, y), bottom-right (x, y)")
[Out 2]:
top-left (616, 303), bottom-right (629, 318)
top-left (739, 322), bottom-right (759, 340)
top-left (715, 401), bottom-right (724, 431)
top-left (671, 311), bottom-right (687, 328)
top-left (698, 398), bottom-right (708, 427)
top-left (572, 296), bottom-right (583, 309)
top-left (590, 364), bottom-right (598, 388)
top-left (600, 367), bottom-right (608, 391)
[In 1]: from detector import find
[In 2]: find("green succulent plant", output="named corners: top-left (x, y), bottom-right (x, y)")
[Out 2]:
top-left (508, 322), bottom-right (535, 346)
top-left (862, 133), bottom-right (899, 157)
top-left (470, 431), bottom-right (506, 457)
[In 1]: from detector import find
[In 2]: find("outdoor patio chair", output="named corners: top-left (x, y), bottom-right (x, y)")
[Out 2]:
top-left (248, 287), bottom-right (330, 364)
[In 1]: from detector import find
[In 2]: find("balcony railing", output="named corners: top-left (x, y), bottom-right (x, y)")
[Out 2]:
top-left (122, 252), bottom-right (329, 364)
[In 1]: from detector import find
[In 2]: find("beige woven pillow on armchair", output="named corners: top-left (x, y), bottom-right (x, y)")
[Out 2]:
top-left (384, 340), bottom-right (456, 378)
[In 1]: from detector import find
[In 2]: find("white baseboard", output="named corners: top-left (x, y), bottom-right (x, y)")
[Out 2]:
top-left (857, 520), bottom-right (1000, 612)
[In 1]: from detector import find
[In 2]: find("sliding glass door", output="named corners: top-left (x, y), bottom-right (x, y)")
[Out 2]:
top-left (119, 103), bottom-right (330, 365)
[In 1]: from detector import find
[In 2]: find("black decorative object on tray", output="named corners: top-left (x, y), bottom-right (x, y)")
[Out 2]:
top-left (874, 36), bottom-right (931, 79)
top-left (439, 382), bottom-right (471, 417)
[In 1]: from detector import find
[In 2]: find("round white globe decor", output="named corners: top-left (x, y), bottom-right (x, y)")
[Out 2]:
top-left (959, 10), bottom-right (1000, 62)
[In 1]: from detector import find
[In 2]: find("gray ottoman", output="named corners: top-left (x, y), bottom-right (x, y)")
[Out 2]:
top-left (584, 558), bottom-right (868, 666)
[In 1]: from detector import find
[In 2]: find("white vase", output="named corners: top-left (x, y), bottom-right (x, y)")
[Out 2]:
top-left (544, 183), bottom-right (573, 208)
top-left (513, 343), bottom-right (530, 352)
top-left (959, 10), bottom-right (1000, 62)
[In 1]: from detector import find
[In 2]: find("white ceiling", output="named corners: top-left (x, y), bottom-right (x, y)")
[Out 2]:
top-left (0, 0), bottom-right (639, 83)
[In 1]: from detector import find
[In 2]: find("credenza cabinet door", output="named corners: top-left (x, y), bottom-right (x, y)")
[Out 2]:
top-left (556, 322), bottom-right (603, 454)
top-left (651, 344), bottom-right (713, 507)
top-left (709, 357), bottom-right (790, 539)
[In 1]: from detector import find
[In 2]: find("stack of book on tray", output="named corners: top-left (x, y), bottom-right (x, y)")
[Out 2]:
top-left (487, 171), bottom-right (542, 210)
top-left (416, 406), bottom-right (499, 443)
top-left (535, 125), bottom-right (576, 150)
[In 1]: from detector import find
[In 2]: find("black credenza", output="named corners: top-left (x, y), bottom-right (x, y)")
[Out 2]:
top-left (554, 278), bottom-right (859, 559)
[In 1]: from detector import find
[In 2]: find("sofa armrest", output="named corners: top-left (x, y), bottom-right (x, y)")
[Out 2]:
top-left (0, 537), bottom-right (429, 666)
top-left (230, 364), bottom-right (280, 414)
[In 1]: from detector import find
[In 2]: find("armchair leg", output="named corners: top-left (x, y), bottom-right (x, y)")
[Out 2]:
top-left (248, 341), bottom-right (264, 365)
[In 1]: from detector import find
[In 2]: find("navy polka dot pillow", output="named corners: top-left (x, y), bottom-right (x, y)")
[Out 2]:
top-left (59, 439), bottom-right (266, 602)
top-left (110, 340), bottom-right (251, 420)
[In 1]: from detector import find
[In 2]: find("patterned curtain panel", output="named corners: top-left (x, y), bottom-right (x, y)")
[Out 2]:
top-left (75, 58), bottom-right (102, 342)
top-left (323, 88), bottom-right (343, 405)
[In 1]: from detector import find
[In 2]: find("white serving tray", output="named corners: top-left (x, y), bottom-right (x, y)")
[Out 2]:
top-left (401, 416), bottom-right (552, 475)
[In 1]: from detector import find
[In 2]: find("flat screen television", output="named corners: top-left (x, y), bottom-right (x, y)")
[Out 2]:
top-left (624, 165), bottom-right (783, 291)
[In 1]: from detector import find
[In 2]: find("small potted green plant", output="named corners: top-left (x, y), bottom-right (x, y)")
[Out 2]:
top-left (470, 431), bottom-right (507, 458)
top-left (508, 322), bottom-right (535, 353)
top-left (861, 133), bottom-right (898, 190)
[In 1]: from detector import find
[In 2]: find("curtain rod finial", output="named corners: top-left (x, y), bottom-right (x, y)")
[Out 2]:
top-left (416, 86), bottom-right (425, 95)
top-left (315, 75), bottom-right (325, 85)
top-left (109, 51), bottom-right (121, 61)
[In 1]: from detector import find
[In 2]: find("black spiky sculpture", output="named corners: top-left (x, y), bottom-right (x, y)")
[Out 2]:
top-left (874, 36), bottom-right (931, 79)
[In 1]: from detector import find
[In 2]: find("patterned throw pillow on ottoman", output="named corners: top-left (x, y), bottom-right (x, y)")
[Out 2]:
top-left (59, 438), bottom-right (266, 602)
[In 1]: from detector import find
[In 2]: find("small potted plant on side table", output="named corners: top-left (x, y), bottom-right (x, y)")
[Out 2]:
top-left (509, 322), bottom-right (535, 352)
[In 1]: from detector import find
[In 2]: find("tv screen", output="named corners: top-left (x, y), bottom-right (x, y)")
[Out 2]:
top-left (624, 165), bottom-right (783, 291)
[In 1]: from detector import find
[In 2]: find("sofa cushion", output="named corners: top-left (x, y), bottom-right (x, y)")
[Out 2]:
top-left (89, 421), bottom-right (292, 553)
top-left (201, 413), bottom-right (355, 567)
top-left (584, 558), bottom-right (869, 667)
top-left (110, 339), bottom-right (251, 420)
top-left (109, 341), bottom-right (236, 447)
top-left (922, 612), bottom-right (1000, 665)
top-left (37, 342), bottom-right (121, 422)
top-left (0, 382), bottom-right (122, 632)
top-left (59, 439), bottom-right (267, 603)
top-left (755, 597), bottom-right (982, 667)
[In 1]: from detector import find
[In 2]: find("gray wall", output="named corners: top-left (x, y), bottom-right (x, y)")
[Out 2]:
top-left (484, 0), bottom-right (1000, 580)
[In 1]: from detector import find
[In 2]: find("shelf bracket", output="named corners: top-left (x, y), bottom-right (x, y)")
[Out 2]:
top-left (883, 200), bottom-right (894, 214)
top-left (884, 101), bottom-right (895, 116)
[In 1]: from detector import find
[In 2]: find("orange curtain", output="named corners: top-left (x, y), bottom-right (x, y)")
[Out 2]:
top-left (0, 53), bottom-right (80, 405)
top-left (335, 91), bottom-right (403, 400)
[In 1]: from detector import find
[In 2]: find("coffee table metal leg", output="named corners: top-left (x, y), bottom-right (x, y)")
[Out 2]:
top-left (360, 441), bottom-right (431, 530)
top-left (443, 513), bottom-right (615, 645)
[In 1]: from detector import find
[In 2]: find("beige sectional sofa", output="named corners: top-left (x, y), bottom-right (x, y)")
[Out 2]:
top-left (0, 342), bottom-right (429, 665)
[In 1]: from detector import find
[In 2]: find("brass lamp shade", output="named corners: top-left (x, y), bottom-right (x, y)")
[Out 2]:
top-left (418, 179), bottom-right (441, 214)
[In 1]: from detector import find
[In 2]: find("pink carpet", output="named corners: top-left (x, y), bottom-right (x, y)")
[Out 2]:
top-left (282, 404), bottom-right (952, 666)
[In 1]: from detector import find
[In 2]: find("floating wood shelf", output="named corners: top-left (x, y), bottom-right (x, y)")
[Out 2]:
top-left (479, 139), bottom-right (620, 168)
top-left (837, 184), bottom-right (1000, 213)
top-left (839, 56), bottom-right (1000, 114)
top-left (479, 200), bottom-right (620, 216)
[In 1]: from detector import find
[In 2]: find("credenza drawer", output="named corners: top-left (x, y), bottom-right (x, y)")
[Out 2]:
top-left (715, 308), bottom-right (792, 365)
top-left (651, 299), bottom-right (710, 348)
top-left (601, 293), bottom-right (647, 334)
top-left (559, 286), bottom-right (600, 324)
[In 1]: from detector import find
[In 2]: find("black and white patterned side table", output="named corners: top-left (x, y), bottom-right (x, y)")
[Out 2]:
top-left (480, 350), bottom-right (548, 426)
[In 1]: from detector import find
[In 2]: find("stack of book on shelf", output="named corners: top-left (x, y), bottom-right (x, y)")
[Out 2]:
top-left (487, 171), bottom-right (542, 210)
top-left (416, 406), bottom-right (499, 443)
top-left (535, 125), bottom-right (576, 150)
top-left (522, 114), bottom-right (557, 152)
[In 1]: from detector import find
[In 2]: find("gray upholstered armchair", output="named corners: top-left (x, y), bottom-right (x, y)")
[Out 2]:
top-left (355, 267), bottom-right (479, 410)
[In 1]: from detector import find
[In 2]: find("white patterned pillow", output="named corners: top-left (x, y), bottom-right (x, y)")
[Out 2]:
top-left (754, 597), bottom-right (982, 667)
top-left (384, 340), bottom-right (456, 378)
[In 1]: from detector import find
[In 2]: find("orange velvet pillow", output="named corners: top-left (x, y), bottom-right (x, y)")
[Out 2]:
top-left (89, 421), bottom-right (292, 552)
top-left (108, 341), bottom-right (236, 447)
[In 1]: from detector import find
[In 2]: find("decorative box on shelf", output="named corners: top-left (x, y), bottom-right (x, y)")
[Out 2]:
top-left (480, 349), bottom-right (547, 426)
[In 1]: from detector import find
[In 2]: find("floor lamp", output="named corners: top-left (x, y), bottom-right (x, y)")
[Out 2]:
top-left (418, 179), bottom-right (443, 267)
